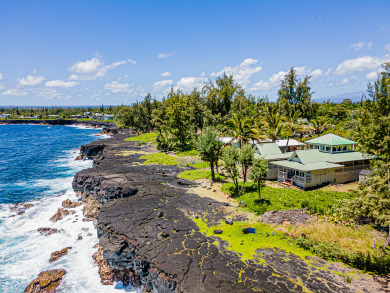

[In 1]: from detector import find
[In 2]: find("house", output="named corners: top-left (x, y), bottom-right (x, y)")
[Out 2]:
top-left (271, 134), bottom-right (375, 189)
top-left (253, 143), bottom-right (291, 179)
top-left (103, 114), bottom-right (114, 120)
top-left (0, 114), bottom-right (12, 119)
top-left (93, 113), bottom-right (104, 120)
top-left (274, 139), bottom-right (306, 153)
top-left (82, 112), bottom-right (92, 119)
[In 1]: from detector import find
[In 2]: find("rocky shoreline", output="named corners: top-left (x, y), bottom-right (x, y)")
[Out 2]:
top-left (22, 127), bottom-right (388, 292)
top-left (69, 129), bottom-right (383, 293)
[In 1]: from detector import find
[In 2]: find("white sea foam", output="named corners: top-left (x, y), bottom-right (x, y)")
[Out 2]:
top-left (0, 149), bottom-right (139, 293)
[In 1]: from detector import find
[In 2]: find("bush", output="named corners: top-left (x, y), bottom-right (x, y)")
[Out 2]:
top-left (139, 153), bottom-right (178, 165)
top-left (125, 132), bottom-right (158, 143)
top-left (178, 170), bottom-right (225, 181)
top-left (295, 237), bottom-right (390, 275)
top-left (221, 182), bottom-right (356, 216)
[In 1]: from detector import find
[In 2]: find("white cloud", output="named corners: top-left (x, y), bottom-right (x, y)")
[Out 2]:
top-left (310, 69), bottom-right (323, 79)
top-left (68, 57), bottom-right (136, 80)
top-left (211, 58), bottom-right (262, 87)
top-left (153, 80), bottom-right (173, 88)
top-left (32, 88), bottom-right (61, 100)
top-left (385, 44), bottom-right (390, 52)
top-left (176, 76), bottom-right (208, 91)
top-left (161, 71), bottom-right (171, 77)
top-left (0, 73), bottom-right (3, 81)
top-left (334, 76), bottom-right (357, 87)
top-left (45, 80), bottom-right (79, 88)
top-left (0, 83), bottom-right (4, 90)
top-left (104, 81), bottom-right (133, 93)
top-left (366, 70), bottom-right (380, 80)
top-left (2, 89), bottom-right (27, 96)
top-left (335, 54), bottom-right (390, 75)
top-left (348, 41), bottom-right (373, 51)
top-left (157, 52), bottom-right (174, 58)
top-left (251, 66), bottom-right (309, 91)
top-left (19, 75), bottom-right (45, 86)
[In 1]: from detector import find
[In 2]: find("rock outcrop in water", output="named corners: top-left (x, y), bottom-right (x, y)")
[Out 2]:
top-left (71, 130), bottom-right (375, 293)
top-left (24, 269), bottom-right (66, 293)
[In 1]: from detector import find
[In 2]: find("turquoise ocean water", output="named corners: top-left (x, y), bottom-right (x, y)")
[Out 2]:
top-left (0, 125), bottom-right (137, 293)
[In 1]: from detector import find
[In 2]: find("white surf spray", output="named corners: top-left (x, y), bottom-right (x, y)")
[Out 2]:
top-left (0, 149), bottom-right (139, 293)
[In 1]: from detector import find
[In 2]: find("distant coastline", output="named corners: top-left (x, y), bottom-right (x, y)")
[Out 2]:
top-left (0, 119), bottom-right (115, 128)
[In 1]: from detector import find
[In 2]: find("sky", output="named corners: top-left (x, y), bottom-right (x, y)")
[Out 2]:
top-left (0, 0), bottom-right (390, 106)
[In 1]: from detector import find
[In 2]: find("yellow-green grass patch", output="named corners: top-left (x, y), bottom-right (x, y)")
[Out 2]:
top-left (192, 217), bottom-right (313, 261)
top-left (139, 153), bottom-right (179, 165)
top-left (125, 132), bottom-right (158, 143)
top-left (178, 170), bottom-right (225, 181)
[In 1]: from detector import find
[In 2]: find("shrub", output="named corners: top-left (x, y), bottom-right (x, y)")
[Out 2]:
top-left (139, 153), bottom-right (178, 165)
top-left (295, 236), bottom-right (390, 275)
top-left (178, 170), bottom-right (225, 181)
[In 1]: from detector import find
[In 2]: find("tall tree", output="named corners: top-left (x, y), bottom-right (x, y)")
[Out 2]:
top-left (199, 128), bottom-right (224, 181)
top-left (277, 68), bottom-right (315, 119)
top-left (249, 158), bottom-right (268, 202)
top-left (238, 145), bottom-right (254, 197)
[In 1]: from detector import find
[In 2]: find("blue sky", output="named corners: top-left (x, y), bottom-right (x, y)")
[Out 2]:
top-left (0, 0), bottom-right (390, 106)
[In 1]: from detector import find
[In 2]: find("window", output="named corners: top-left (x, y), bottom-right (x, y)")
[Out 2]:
top-left (315, 145), bottom-right (319, 149)
top-left (306, 177), bottom-right (312, 183)
top-left (326, 146), bottom-right (331, 152)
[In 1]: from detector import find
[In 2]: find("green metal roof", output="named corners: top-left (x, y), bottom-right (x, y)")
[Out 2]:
top-left (254, 143), bottom-right (292, 160)
top-left (321, 151), bottom-right (375, 163)
top-left (294, 149), bottom-right (328, 164)
top-left (270, 160), bottom-right (344, 171)
top-left (254, 152), bottom-right (291, 161)
top-left (305, 133), bottom-right (358, 146)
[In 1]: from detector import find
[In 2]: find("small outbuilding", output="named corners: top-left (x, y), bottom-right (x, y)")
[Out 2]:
top-left (359, 169), bottom-right (373, 185)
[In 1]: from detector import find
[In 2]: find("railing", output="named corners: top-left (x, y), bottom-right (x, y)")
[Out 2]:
top-left (335, 165), bottom-right (368, 172)
top-left (293, 175), bottom-right (305, 184)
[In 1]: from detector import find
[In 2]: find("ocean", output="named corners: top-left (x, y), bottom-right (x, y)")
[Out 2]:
top-left (0, 124), bottom-right (138, 293)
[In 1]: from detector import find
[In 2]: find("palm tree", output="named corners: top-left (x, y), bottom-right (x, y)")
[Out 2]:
top-left (222, 113), bottom-right (255, 148)
top-left (310, 117), bottom-right (330, 136)
top-left (261, 104), bottom-right (288, 142)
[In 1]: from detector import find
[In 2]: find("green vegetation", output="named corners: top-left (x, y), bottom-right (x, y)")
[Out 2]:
top-left (187, 161), bottom-right (209, 169)
top-left (221, 182), bottom-right (355, 215)
top-left (288, 221), bottom-right (386, 254)
top-left (176, 149), bottom-right (199, 157)
top-left (295, 236), bottom-right (390, 274)
top-left (139, 153), bottom-right (178, 165)
top-left (249, 158), bottom-right (268, 201)
top-left (178, 170), bottom-right (225, 181)
top-left (198, 128), bottom-right (224, 181)
top-left (191, 217), bottom-right (313, 261)
top-left (125, 132), bottom-right (158, 143)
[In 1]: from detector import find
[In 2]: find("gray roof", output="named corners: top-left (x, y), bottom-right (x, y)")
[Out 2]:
top-left (359, 169), bottom-right (373, 176)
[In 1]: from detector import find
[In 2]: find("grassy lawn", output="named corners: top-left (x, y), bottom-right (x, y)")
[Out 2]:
top-left (221, 182), bottom-right (356, 216)
top-left (139, 153), bottom-right (179, 165)
top-left (187, 161), bottom-right (209, 169)
top-left (178, 170), bottom-right (225, 181)
top-left (125, 132), bottom-right (158, 143)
